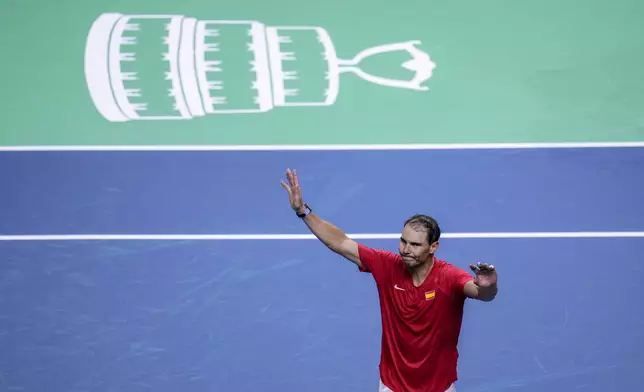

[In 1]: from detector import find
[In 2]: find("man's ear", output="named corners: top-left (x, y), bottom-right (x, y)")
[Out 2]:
top-left (430, 241), bottom-right (440, 253)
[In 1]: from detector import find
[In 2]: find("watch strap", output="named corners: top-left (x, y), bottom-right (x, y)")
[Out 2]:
top-left (296, 204), bottom-right (311, 218)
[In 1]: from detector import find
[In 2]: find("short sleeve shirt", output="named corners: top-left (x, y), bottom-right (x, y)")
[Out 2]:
top-left (358, 243), bottom-right (473, 392)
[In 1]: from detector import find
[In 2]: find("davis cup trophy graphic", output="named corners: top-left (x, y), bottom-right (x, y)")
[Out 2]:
top-left (84, 13), bottom-right (437, 122)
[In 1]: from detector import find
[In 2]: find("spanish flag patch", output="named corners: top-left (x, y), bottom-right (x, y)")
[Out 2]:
top-left (425, 290), bottom-right (436, 301)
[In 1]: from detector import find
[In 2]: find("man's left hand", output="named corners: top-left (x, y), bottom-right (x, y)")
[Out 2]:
top-left (469, 262), bottom-right (497, 287)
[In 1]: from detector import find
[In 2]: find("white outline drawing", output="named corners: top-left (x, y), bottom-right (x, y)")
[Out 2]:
top-left (84, 13), bottom-right (437, 122)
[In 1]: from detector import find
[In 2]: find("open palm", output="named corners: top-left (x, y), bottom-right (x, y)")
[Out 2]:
top-left (280, 168), bottom-right (305, 213)
top-left (470, 262), bottom-right (497, 288)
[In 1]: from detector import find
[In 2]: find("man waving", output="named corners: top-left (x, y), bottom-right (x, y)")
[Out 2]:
top-left (281, 168), bottom-right (498, 392)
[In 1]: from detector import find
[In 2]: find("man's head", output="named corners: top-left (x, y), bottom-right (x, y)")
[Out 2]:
top-left (398, 214), bottom-right (441, 269)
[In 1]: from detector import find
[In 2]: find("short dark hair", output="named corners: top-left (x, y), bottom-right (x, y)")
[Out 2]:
top-left (404, 214), bottom-right (441, 244)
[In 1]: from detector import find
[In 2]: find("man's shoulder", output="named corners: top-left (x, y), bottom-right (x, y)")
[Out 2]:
top-left (358, 243), bottom-right (401, 260)
top-left (435, 258), bottom-right (466, 271)
top-left (357, 243), bottom-right (401, 273)
top-left (434, 258), bottom-right (472, 277)
top-left (434, 258), bottom-right (474, 290)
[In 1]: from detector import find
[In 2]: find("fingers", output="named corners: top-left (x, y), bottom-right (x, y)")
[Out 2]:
top-left (282, 169), bottom-right (304, 211)
top-left (280, 180), bottom-right (291, 194)
top-left (470, 262), bottom-right (495, 274)
top-left (284, 168), bottom-right (301, 189)
top-left (285, 168), bottom-right (293, 185)
top-left (470, 262), bottom-right (494, 271)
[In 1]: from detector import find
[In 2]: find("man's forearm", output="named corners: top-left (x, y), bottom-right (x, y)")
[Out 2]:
top-left (301, 212), bottom-right (350, 253)
top-left (477, 283), bottom-right (498, 302)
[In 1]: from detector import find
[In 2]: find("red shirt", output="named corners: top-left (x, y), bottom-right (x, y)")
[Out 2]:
top-left (358, 244), bottom-right (474, 392)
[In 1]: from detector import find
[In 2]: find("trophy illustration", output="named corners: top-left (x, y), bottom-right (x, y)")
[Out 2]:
top-left (84, 13), bottom-right (437, 122)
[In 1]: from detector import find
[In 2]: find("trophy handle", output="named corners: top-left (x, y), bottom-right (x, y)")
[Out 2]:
top-left (336, 40), bottom-right (435, 91)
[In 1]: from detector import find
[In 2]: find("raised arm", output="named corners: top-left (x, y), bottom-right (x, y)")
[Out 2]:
top-left (464, 262), bottom-right (498, 302)
top-left (280, 168), bottom-right (362, 268)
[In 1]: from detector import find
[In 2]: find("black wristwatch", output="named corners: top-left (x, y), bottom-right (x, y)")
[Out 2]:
top-left (296, 204), bottom-right (312, 218)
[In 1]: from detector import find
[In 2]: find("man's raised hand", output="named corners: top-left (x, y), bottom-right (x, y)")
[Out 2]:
top-left (280, 168), bottom-right (305, 213)
top-left (469, 262), bottom-right (498, 288)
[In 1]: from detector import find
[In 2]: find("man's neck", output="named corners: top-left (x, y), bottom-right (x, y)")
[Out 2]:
top-left (409, 256), bottom-right (435, 287)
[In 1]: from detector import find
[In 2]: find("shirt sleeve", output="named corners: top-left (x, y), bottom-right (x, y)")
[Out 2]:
top-left (445, 263), bottom-right (475, 295)
top-left (356, 243), bottom-right (397, 280)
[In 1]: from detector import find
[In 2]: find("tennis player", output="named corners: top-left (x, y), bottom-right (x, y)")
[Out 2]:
top-left (280, 168), bottom-right (498, 392)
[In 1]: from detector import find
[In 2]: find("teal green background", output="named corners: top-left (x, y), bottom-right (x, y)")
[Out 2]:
top-left (1, 0), bottom-right (643, 146)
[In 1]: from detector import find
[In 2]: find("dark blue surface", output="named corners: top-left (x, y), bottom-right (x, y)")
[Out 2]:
top-left (1, 237), bottom-right (642, 392)
top-left (1, 148), bottom-right (644, 235)
top-left (1, 147), bottom-right (644, 392)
